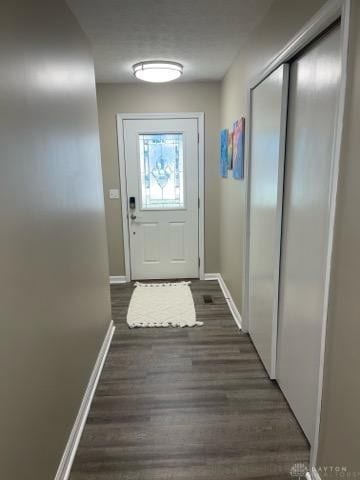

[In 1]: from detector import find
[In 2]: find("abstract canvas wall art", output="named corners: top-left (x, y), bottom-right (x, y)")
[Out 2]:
top-left (220, 128), bottom-right (228, 178)
top-left (233, 117), bottom-right (245, 179)
top-left (227, 129), bottom-right (233, 170)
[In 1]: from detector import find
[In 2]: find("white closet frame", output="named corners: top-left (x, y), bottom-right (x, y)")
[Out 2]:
top-left (242, 0), bottom-right (351, 476)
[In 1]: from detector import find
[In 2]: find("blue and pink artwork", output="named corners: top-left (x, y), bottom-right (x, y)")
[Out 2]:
top-left (232, 117), bottom-right (245, 180)
top-left (227, 129), bottom-right (233, 170)
top-left (220, 128), bottom-right (228, 178)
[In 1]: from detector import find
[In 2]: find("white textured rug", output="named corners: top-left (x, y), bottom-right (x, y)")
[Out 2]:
top-left (127, 281), bottom-right (203, 328)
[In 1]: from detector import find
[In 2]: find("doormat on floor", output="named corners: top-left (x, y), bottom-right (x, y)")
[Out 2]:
top-left (127, 281), bottom-right (203, 328)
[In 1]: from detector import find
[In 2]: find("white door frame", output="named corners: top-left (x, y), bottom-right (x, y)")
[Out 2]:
top-left (242, 0), bottom-right (350, 476)
top-left (116, 112), bottom-right (205, 282)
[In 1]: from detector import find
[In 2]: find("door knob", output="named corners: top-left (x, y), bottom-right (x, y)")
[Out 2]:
top-left (130, 213), bottom-right (137, 220)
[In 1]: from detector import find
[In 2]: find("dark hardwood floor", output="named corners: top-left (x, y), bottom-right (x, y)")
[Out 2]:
top-left (70, 280), bottom-right (309, 480)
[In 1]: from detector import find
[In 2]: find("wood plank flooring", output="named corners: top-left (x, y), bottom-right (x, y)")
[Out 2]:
top-left (70, 280), bottom-right (309, 479)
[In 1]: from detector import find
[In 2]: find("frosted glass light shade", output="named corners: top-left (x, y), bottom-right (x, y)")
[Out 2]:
top-left (133, 61), bottom-right (183, 83)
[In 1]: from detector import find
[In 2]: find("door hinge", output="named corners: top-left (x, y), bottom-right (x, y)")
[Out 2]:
top-left (198, 257), bottom-right (201, 267)
top-left (198, 132), bottom-right (200, 143)
top-left (198, 198), bottom-right (200, 209)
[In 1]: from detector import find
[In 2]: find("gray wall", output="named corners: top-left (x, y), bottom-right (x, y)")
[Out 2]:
top-left (220, 0), bottom-right (326, 312)
top-left (96, 82), bottom-right (221, 276)
top-left (0, 1), bottom-right (112, 478)
top-left (317, 0), bottom-right (360, 473)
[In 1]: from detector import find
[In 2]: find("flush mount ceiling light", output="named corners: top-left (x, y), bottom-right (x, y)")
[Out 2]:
top-left (132, 61), bottom-right (183, 83)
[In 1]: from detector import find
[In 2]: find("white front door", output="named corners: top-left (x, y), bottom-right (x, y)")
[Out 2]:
top-left (122, 117), bottom-right (199, 280)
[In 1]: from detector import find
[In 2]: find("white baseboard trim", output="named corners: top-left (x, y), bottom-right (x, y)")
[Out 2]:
top-left (55, 320), bottom-right (115, 480)
top-left (109, 275), bottom-right (128, 284)
top-left (204, 273), bottom-right (242, 330)
top-left (204, 273), bottom-right (219, 281)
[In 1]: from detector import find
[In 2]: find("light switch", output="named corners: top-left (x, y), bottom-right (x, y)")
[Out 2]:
top-left (109, 189), bottom-right (120, 199)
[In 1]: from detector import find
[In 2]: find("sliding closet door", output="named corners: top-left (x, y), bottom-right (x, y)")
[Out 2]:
top-left (277, 25), bottom-right (341, 443)
top-left (248, 65), bottom-right (288, 378)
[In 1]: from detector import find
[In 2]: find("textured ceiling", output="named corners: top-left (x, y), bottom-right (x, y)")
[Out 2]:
top-left (67, 0), bottom-right (274, 83)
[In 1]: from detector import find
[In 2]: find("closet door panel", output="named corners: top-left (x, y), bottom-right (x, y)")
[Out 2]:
top-left (248, 64), bottom-right (289, 378)
top-left (277, 25), bottom-right (341, 443)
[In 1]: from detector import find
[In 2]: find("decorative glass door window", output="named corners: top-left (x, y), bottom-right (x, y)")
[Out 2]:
top-left (139, 133), bottom-right (184, 209)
